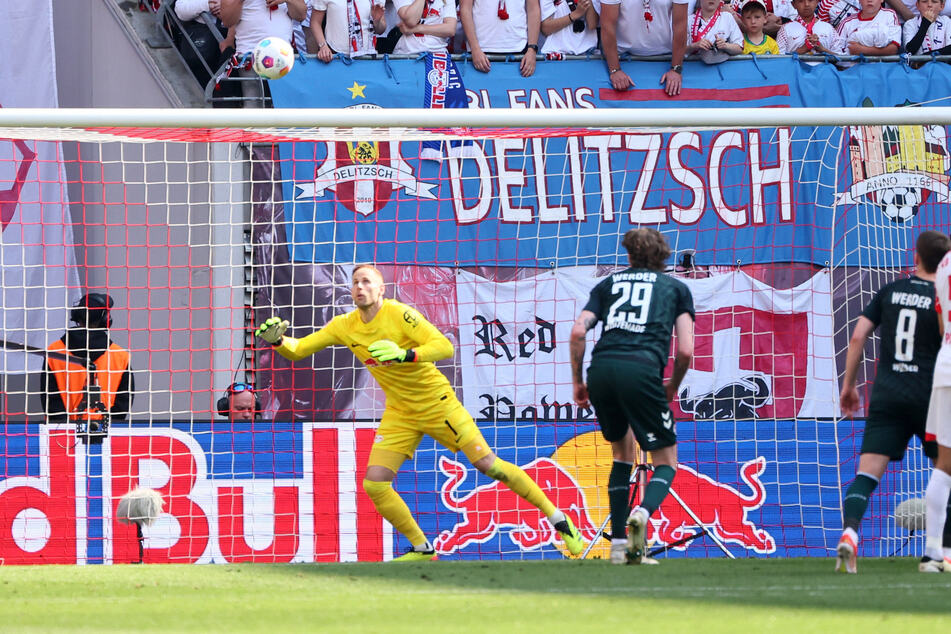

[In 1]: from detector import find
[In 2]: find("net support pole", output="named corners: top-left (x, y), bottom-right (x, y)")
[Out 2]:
top-left (210, 142), bottom-right (248, 394)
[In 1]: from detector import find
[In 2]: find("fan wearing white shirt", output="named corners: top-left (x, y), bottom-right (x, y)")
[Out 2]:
top-left (836, 0), bottom-right (900, 56)
top-left (777, 0), bottom-right (843, 53)
top-left (221, 0), bottom-right (307, 106)
top-left (460, 0), bottom-right (542, 75)
top-left (540, 0), bottom-right (600, 55)
top-left (309, 0), bottom-right (386, 62)
top-left (686, 0), bottom-right (743, 60)
top-left (393, 0), bottom-right (458, 51)
top-left (904, 0), bottom-right (951, 53)
top-left (600, 0), bottom-right (689, 96)
top-left (222, 0), bottom-right (307, 52)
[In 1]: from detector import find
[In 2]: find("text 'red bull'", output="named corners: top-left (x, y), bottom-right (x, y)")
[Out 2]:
top-left (434, 456), bottom-right (598, 553)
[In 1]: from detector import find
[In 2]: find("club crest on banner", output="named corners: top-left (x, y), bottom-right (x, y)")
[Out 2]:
top-left (837, 98), bottom-right (951, 223)
top-left (293, 105), bottom-right (437, 216)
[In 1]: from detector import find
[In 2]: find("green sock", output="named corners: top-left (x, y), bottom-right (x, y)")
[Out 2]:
top-left (842, 473), bottom-right (879, 532)
top-left (641, 465), bottom-right (676, 516)
top-left (608, 461), bottom-right (633, 539)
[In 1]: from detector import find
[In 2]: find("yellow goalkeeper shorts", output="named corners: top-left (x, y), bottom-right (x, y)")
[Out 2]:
top-left (368, 398), bottom-right (492, 470)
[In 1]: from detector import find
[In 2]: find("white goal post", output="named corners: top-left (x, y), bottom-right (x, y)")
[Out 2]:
top-left (0, 106), bottom-right (944, 564)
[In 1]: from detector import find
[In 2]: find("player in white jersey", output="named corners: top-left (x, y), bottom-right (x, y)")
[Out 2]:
top-left (922, 248), bottom-right (951, 572)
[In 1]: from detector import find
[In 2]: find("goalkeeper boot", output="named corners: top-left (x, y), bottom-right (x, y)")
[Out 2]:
top-left (918, 556), bottom-right (945, 573)
top-left (392, 543), bottom-right (438, 563)
top-left (553, 515), bottom-right (584, 557)
top-left (626, 508), bottom-right (648, 564)
top-left (835, 530), bottom-right (857, 574)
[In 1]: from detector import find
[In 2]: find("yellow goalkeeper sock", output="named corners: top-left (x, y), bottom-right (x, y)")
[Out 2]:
top-left (363, 480), bottom-right (427, 547)
top-left (485, 458), bottom-right (557, 517)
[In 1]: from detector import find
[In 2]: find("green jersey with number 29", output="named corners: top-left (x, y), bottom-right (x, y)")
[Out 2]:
top-left (862, 275), bottom-right (940, 404)
top-left (583, 268), bottom-right (694, 368)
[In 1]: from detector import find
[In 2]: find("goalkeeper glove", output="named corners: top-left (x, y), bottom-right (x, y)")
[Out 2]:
top-left (255, 317), bottom-right (289, 345)
top-left (368, 339), bottom-right (416, 363)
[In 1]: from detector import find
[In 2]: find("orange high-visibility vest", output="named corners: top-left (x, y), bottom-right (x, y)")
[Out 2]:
top-left (47, 340), bottom-right (129, 421)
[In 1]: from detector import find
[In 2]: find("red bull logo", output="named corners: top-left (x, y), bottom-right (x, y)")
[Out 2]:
top-left (649, 457), bottom-right (775, 554)
top-left (434, 456), bottom-right (599, 554)
top-left (447, 431), bottom-right (776, 559)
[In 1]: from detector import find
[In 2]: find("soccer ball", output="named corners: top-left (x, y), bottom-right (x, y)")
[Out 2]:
top-left (252, 37), bottom-right (295, 80)
top-left (894, 497), bottom-right (925, 531)
top-left (878, 186), bottom-right (921, 223)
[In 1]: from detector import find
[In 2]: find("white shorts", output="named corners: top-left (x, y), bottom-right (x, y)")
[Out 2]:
top-left (926, 385), bottom-right (951, 447)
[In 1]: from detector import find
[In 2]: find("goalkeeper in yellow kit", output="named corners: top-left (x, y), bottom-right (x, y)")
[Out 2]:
top-left (255, 264), bottom-right (584, 561)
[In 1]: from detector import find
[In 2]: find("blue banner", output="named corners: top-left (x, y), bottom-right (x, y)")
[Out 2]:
top-left (271, 58), bottom-right (951, 268)
top-left (0, 420), bottom-right (927, 561)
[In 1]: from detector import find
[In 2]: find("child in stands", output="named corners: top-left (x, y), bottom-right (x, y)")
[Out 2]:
top-left (687, 0), bottom-right (744, 62)
top-left (777, 0), bottom-right (844, 53)
top-left (903, 0), bottom-right (951, 53)
top-left (837, 0), bottom-right (900, 56)
top-left (741, 0), bottom-right (782, 52)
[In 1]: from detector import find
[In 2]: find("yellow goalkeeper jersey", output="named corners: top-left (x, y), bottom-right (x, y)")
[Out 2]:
top-left (273, 299), bottom-right (455, 415)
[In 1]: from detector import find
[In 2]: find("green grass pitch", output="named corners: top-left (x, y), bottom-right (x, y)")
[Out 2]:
top-left (2, 558), bottom-right (949, 633)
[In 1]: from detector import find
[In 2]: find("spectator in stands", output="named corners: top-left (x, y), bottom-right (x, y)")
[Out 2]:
top-left (40, 294), bottom-right (134, 432)
top-left (217, 382), bottom-right (261, 421)
top-left (221, 0), bottom-right (308, 106)
top-left (310, 0), bottom-right (386, 62)
top-left (392, 0), bottom-right (458, 53)
top-left (599, 0), bottom-right (688, 96)
top-left (686, 0), bottom-right (743, 63)
top-left (903, 0), bottom-right (951, 53)
top-left (291, 0), bottom-right (317, 53)
top-left (741, 0), bottom-right (782, 52)
top-left (837, 0), bottom-right (900, 56)
top-left (539, 0), bottom-right (599, 56)
top-left (171, 0), bottom-right (242, 106)
top-left (817, 0), bottom-right (859, 28)
top-left (459, 0), bottom-right (541, 76)
top-left (377, 0), bottom-right (405, 53)
top-left (777, 0), bottom-right (844, 54)
top-left (725, 0), bottom-right (796, 37)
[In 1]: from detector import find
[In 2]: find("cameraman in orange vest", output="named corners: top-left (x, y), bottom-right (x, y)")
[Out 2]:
top-left (40, 293), bottom-right (134, 436)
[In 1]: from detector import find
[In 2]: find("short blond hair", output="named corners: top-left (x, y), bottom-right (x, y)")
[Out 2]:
top-left (351, 264), bottom-right (384, 281)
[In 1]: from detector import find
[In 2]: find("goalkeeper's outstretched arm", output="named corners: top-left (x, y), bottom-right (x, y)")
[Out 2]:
top-left (255, 317), bottom-right (342, 361)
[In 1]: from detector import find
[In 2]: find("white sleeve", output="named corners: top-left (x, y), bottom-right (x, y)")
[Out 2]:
top-left (886, 13), bottom-right (902, 45)
top-left (726, 14), bottom-right (744, 44)
top-left (174, 0), bottom-right (210, 21)
top-left (772, 0), bottom-right (798, 20)
top-left (540, 0), bottom-right (557, 21)
top-left (902, 18), bottom-right (919, 46)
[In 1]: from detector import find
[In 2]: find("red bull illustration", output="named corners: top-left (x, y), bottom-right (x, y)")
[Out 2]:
top-left (434, 431), bottom-right (775, 558)
top-left (434, 456), bottom-right (599, 554)
top-left (648, 457), bottom-right (776, 554)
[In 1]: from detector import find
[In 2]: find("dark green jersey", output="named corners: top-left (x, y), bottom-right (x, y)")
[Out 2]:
top-left (583, 268), bottom-right (695, 367)
top-left (862, 275), bottom-right (940, 404)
